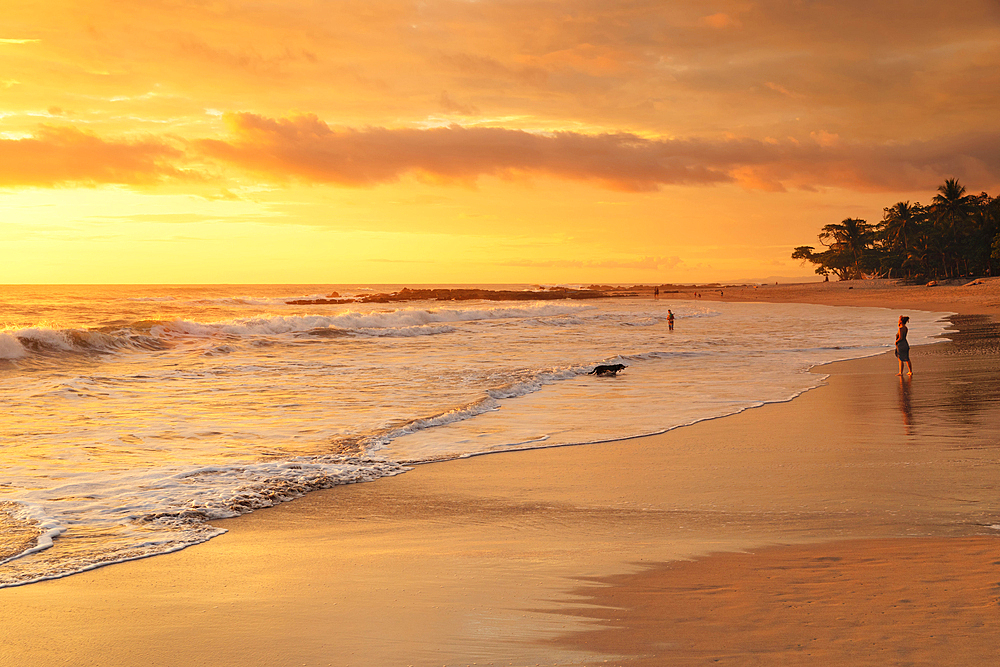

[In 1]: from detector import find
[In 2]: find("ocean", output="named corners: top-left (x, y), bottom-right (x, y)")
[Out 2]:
top-left (0, 285), bottom-right (950, 587)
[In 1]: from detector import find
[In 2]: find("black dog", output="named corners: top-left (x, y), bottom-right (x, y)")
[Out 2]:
top-left (588, 363), bottom-right (627, 376)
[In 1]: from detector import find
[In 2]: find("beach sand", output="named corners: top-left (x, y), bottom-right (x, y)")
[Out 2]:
top-left (552, 536), bottom-right (1000, 666)
top-left (2, 281), bottom-right (999, 666)
top-left (694, 275), bottom-right (1000, 317)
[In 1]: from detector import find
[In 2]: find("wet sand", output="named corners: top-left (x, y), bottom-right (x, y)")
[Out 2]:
top-left (553, 536), bottom-right (1000, 666)
top-left (2, 281), bottom-right (1000, 666)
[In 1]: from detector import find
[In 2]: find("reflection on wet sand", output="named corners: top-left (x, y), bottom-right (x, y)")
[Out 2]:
top-left (548, 313), bottom-right (1000, 666)
top-left (897, 374), bottom-right (913, 434)
top-left (914, 314), bottom-right (1000, 443)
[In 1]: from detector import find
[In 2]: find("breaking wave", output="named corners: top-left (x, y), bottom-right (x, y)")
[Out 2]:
top-left (0, 303), bottom-right (592, 364)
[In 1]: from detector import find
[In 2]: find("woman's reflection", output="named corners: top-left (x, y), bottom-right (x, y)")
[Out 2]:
top-left (898, 374), bottom-right (914, 434)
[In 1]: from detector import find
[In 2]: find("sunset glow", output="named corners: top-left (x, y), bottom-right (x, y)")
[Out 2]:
top-left (3, 0), bottom-right (999, 283)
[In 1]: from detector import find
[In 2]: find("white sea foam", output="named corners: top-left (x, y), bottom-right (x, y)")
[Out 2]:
top-left (13, 327), bottom-right (76, 352)
top-left (0, 456), bottom-right (407, 586)
top-left (2, 303), bottom-right (589, 362)
top-left (200, 295), bottom-right (308, 306)
top-left (0, 332), bottom-right (27, 360)
top-left (156, 303), bottom-right (590, 340)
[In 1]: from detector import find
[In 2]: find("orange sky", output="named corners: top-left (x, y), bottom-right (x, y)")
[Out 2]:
top-left (2, 0), bottom-right (999, 284)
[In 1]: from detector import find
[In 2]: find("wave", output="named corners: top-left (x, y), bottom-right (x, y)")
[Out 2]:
top-left (131, 293), bottom-right (347, 307)
top-left (159, 303), bottom-right (590, 337)
top-left (196, 295), bottom-right (318, 307)
top-left (1, 304), bottom-right (592, 364)
top-left (0, 326), bottom-right (166, 361)
top-left (364, 359), bottom-right (628, 451)
top-left (0, 332), bottom-right (27, 360)
top-left (0, 455), bottom-right (408, 588)
top-left (350, 325), bottom-right (457, 338)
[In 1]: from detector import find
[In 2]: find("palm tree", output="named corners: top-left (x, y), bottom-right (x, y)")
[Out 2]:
top-left (987, 195), bottom-right (1000, 275)
top-left (931, 178), bottom-right (975, 276)
top-left (882, 202), bottom-right (922, 254)
top-left (881, 201), bottom-right (928, 278)
top-left (933, 178), bottom-right (970, 208)
top-left (966, 192), bottom-right (1000, 275)
top-left (819, 218), bottom-right (875, 279)
top-left (793, 180), bottom-right (1000, 280)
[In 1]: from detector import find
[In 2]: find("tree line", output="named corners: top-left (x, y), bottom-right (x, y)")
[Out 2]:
top-left (792, 179), bottom-right (1000, 281)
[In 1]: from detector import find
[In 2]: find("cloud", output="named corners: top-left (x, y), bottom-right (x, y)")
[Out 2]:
top-left (439, 91), bottom-right (479, 116)
top-left (6, 114), bottom-right (1000, 194)
top-left (8, 0), bottom-right (1000, 154)
top-left (700, 13), bottom-right (735, 29)
top-left (732, 132), bottom-right (1000, 193)
top-left (197, 112), bottom-right (733, 191)
top-left (196, 113), bottom-right (1000, 193)
top-left (0, 125), bottom-right (195, 187)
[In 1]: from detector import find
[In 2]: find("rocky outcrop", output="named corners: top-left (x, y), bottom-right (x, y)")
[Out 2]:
top-left (286, 286), bottom-right (611, 305)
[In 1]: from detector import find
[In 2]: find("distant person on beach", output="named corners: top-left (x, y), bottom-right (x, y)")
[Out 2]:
top-left (895, 315), bottom-right (912, 376)
top-left (667, 310), bottom-right (674, 330)
top-left (654, 287), bottom-right (659, 299)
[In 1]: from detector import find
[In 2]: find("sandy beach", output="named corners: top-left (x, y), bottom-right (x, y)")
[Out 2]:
top-left (690, 276), bottom-right (1000, 317)
top-left (3, 279), bottom-right (1000, 667)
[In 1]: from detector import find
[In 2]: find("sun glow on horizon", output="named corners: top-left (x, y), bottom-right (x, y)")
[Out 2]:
top-left (2, 1), bottom-right (999, 284)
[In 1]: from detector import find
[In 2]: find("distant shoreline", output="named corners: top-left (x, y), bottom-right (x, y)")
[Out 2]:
top-left (282, 277), bottom-right (1000, 317)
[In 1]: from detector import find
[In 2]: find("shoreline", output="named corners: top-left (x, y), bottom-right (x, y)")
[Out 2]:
top-left (678, 276), bottom-right (1000, 319)
top-left (3, 285), bottom-right (999, 666)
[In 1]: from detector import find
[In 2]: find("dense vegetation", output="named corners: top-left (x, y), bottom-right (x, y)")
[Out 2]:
top-left (792, 179), bottom-right (1000, 281)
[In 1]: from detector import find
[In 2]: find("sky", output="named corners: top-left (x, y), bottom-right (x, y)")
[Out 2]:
top-left (2, 0), bottom-right (999, 284)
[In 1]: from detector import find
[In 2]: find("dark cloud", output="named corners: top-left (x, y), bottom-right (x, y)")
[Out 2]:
top-left (6, 114), bottom-right (1000, 193)
top-left (196, 113), bottom-right (1000, 193)
top-left (0, 125), bottom-right (194, 187)
top-left (196, 112), bottom-right (733, 191)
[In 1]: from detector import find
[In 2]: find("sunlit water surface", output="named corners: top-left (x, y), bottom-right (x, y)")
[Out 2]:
top-left (0, 285), bottom-right (950, 586)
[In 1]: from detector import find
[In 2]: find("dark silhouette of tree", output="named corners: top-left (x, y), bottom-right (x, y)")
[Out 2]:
top-left (967, 192), bottom-right (1000, 276)
top-left (931, 178), bottom-right (976, 277)
top-left (879, 201), bottom-right (929, 279)
top-left (882, 201), bottom-right (921, 255)
top-left (793, 178), bottom-right (1000, 280)
top-left (817, 218), bottom-right (876, 279)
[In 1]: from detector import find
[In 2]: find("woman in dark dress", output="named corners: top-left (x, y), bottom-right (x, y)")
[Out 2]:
top-left (895, 315), bottom-right (912, 376)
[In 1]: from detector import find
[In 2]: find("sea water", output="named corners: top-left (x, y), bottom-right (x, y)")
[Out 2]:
top-left (0, 285), bottom-right (950, 587)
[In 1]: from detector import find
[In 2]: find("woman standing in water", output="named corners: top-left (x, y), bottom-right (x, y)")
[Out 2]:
top-left (895, 315), bottom-right (912, 376)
